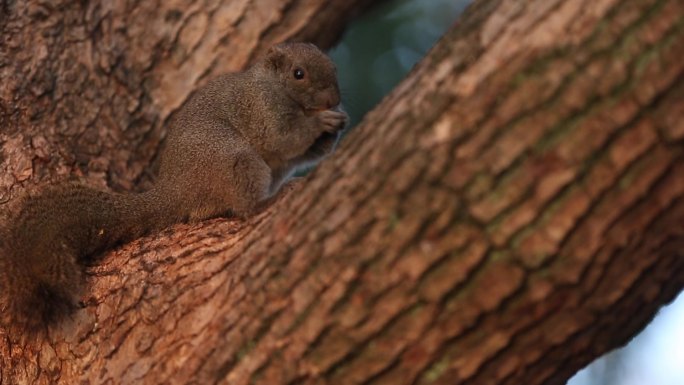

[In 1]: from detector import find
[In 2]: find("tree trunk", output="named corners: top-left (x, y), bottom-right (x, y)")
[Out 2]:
top-left (2, 0), bottom-right (684, 384)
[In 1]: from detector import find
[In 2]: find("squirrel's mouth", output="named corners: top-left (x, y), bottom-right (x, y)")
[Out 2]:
top-left (303, 107), bottom-right (328, 116)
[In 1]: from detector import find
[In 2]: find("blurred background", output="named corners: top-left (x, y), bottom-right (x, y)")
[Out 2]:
top-left (328, 0), bottom-right (684, 384)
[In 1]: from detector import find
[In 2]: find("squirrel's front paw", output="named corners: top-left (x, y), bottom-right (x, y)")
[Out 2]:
top-left (318, 109), bottom-right (349, 133)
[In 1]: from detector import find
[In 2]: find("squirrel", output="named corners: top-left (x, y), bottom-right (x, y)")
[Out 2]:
top-left (0, 42), bottom-right (348, 330)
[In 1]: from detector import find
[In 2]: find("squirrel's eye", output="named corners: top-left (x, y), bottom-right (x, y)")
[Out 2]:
top-left (293, 68), bottom-right (305, 80)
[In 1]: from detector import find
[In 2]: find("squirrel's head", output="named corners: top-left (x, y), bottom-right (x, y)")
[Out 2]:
top-left (263, 42), bottom-right (341, 111)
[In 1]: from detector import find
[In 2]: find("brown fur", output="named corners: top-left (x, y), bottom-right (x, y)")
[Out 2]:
top-left (0, 43), bottom-right (347, 330)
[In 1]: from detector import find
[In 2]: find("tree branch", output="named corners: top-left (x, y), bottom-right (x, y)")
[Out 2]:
top-left (1, 0), bottom-right (683, 384)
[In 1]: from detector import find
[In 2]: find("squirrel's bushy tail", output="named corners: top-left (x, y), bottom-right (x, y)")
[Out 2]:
top-left (0, 238), bottom-right (82, 330)
top-left (0, 183), bottom-right (172, 330)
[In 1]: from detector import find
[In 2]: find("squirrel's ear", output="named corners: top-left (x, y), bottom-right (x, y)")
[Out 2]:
top-left (265, 45), bottom-right (287, 72)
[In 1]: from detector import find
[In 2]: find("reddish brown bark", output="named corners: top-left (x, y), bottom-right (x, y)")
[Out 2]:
top-left (2, 0), bottom-right (684, 384)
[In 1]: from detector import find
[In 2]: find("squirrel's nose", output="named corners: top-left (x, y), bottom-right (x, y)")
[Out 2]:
top-left (324, 89), bottom-right (341, 109)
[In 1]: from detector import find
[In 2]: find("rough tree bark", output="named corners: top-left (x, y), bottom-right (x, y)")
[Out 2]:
top-left (2, 0), bottom-right (684, 384)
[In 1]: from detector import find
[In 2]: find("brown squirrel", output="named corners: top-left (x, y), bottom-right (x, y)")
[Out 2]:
top-left (0, 42), bottom-right (348, 330)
